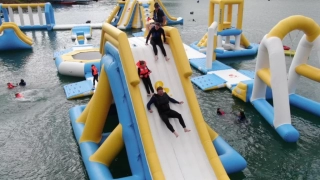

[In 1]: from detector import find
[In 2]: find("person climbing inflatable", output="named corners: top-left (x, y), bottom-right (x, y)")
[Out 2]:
top-left (7, 83), bottom-right (17, 89)
top-left (91, 64), bottom-right (99, 89)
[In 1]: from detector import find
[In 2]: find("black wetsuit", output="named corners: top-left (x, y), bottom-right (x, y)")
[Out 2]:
top-left (19, 81), bottom-right (26, 86)
top-left (146, 27), bottom-right (167, 57)
top-left (238, 114), bottom-right (247, 122)
top-left (153, 9), bottom-right (165, 24)
top-left (147, 93), bottom-right (186, 132)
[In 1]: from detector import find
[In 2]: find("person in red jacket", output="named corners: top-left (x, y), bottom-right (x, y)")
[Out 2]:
top-left (137, 60), bottom-right (154, 96)
top-left (7, 82), bottom-right (17, 89)
top-left (91, 64), bottom-right (99, 89)
top-left (15, 92), bottom-right (23, 98)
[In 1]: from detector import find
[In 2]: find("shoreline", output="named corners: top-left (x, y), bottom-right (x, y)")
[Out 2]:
top-left (1, 0), bottom-right (45, 3)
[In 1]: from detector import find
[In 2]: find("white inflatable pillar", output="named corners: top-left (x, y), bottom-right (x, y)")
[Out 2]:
top-left (18, 6), bottom-right (24, 26)
top-left (28, 6), bottom-right (34, 26)
top-left (251, 36), bottom-right (292, 127)
top-left (8, 7), bottom-right (14, 22)
top-left (37, 6), bottom-right (43, 25)
top-left (251, 35), bottom-right (270, 101)
top-left (288, 35), bottom-right (319, 94)
top-left (234, 35), bottom-right (241, 50)
top-left (225, 36), bottom-right (230, 44)
top-left (266, 37), bottom-right (292, 128)
top-left (251, 35), bottom-right (299, 142)
top-left (206, 22), bottom-right (217, 69)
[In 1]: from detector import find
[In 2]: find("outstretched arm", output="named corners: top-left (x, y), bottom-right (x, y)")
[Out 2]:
top-left (168, 96), bottom-right (179, 104)
top-left (147, 96), bottom-right (156, 110)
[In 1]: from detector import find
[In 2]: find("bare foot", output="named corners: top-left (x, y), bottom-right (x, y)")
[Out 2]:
top-left (184, 128), bottom-right (191, 132)
top-left (147, 93), bottom-right (151, 96)
top-left (155, 55), bottom-right (158, 61)
top-left (165, 56), bottom-right (170, 61)
top-left (173, 131), bottom-right (179, 138)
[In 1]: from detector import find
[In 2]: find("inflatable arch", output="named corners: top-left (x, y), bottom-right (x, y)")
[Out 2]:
top-left (251, 15), bottom-right (320, 142)
top-left (286, 17), bottom-right (320, 117)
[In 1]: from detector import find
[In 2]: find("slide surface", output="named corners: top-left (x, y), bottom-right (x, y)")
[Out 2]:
top-left (0, 22), bottom-right (32, 50)
top-left (128, 37), bottom-right (217, 180)
top-left (117, 0), bottom-right (136, 29)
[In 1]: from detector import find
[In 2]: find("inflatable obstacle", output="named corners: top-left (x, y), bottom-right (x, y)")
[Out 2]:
top-left (0, 22), bottom-right (32, 51)
top-left (69, 23), bottom-right (247, 180)
top-left (107, 0), bottom-right (183, 30)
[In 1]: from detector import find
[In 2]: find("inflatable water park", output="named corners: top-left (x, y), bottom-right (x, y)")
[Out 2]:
top-left (2, 0), bottom-right (320, 179)
top-left (0, 0), bottom-right (182, 31)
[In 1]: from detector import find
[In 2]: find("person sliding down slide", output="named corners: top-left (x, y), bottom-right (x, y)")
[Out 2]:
top-left (147, 86), bottom-right (191, 137)
top-left (145, 22), bottom-right (170, 61)
top-left (137, 60), bottom-right (155, 96)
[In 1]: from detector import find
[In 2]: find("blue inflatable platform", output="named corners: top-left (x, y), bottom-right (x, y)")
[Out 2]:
top-left (238, 70), bottom-right (255, 79)
top-left (189, 58), bottom-right (233, 74)
top-left (289, 94), bottom-right (320, 117)
top-left (71, 25), bottom-right (92, 39)
top-left (63, 80), bottom-right (94, 100)
top-left (191, 74), bottom-right (226, 91)
top-left (251, 99), bottom-right (300, 143)
top-left (190, 41), bottom-right (259, 60)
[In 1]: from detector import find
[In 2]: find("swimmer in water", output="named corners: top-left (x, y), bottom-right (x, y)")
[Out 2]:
top-left (15, 92), bottom-right (23, 98)
top-left (237, 111), bottom-right (247, 123)
top-left (19, 79), bottom-right (26, 86)
top-left (7, 82), bottom-right (17, 89)
top-left (217, 108), bottom-right (225, 115)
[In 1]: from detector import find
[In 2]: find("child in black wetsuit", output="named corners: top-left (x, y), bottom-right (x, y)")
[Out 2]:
top-left (237, 111), bottom-right (247, 123)
top-left (145, 22), bottom-right (170, 61)
top-left (19, 79), bottom-right (26, 86)
top-left (137, 61), bottom-right (154, 96)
